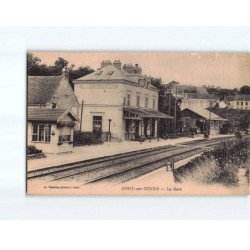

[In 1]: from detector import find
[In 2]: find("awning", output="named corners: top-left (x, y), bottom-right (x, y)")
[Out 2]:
top-left (124, 107), bottom-right (173, 119)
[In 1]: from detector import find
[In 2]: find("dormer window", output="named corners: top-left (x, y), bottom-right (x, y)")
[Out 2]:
top-left (106, 71), bottom-right (114, 76)
top-left (95, 71), bottom-right (102, 75)
top-left (52, 103), bottom-right (57, 109)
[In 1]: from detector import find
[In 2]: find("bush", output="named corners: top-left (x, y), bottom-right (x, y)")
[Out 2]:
top-left (173, 138), bottom-right (249, 187)
top-left (27, 145), bottom-right (42, 155)
top-left (73, 131), bottom-right (103, 146)
top-left (235, 131), bottom-right (242, 139)
top-left (220, 122), bottom-right (231, 134)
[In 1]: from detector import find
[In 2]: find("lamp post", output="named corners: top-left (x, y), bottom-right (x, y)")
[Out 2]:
top-left (108, 119), bottom-right (112, 142)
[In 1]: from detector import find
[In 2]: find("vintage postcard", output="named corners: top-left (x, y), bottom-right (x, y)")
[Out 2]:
top-left (26, 52), bottom-right (250, 195)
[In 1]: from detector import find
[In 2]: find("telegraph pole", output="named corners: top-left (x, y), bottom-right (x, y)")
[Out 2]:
top-left (80, 100), bottom-right (84, 131)
top-left (174, 83), bottom-right (178, 132)
top-left (208, 99), bottom-right (212, 135)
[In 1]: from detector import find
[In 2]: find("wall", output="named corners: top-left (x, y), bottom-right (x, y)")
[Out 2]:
top-left (49, 77), bottom-right (80, 115)
top-left (80, 106), bottom-right (124, 140)
top-left (122, 82), bottom-right (159, 110)
top-left (181, 98), bottom-right (217, 110)
top-left (75, 82), bottom-right (123, 106)
top-left (229, 100), bottom-right (249, 110)
top-left (27, 122), bottom-right (74, 154)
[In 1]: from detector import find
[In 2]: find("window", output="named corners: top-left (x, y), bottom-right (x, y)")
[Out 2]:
top-left (136, 95), bottom-right (141, 107)
top-left (145, 97), bottom-right (148, 108)
top-left (123, 97), bottom-right (126, 105)
top-left (210, 121), bottom-right (214, 128)
top-left (32, 124), bottom-right (51, 142)
top-left (52, 103), bottom-right (57, 109)
top-left (106, 71), bottom-right (114, 76)
top-left (127, 94), bottom-right (131, 106)
top-left (241, 101), bottom-right (243, 106)
top-left (153, 99), bottom-right (156, 109)
top-left (237, 101), bottom-right (239, 106)
top-left (95, 71), bottom-right (102, 75)
top-left (246, 102), bottom-right (248, 106)
top-left (58, 127), bottom-right (71, 143)
top-left (93, 116), bottom-right (102, 132)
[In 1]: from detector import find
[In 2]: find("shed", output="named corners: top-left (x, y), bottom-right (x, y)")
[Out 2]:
top-left (27, 108), bottom-right (78, 154)
top-left (181, 107), bottom-right (226, 134)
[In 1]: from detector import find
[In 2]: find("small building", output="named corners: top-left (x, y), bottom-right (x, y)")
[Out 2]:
top-left (28, 74), bottom-right (80, 115)
top-left (179, 93), bottom-right (218, 110)
top-left (74, 60), bottom-right (173, 141)
top-left (27, 73), bottom-right (80, 153)
top-left (27, 108), bottom-right (78, 154)
top-left (181, 107), bottom-right (226, 134)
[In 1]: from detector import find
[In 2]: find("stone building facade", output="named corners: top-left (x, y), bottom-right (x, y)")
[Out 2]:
top-left (74, 60), bottom-right (172, 141)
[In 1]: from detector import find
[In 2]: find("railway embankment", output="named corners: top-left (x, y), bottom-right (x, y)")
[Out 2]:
top-left (173, 138), bottom-right (249, 188)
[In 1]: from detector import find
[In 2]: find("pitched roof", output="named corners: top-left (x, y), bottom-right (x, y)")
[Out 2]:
top-left (233, 95), bottom-right (250, 101)
top-left (75, 65), bottom-right (133, 82)
top-left (74, 64), bottom-right (158, 91)
top-left (28, 108), bottom-right (78, 122)
top-left (182, 107), bottom-right (226, 121)
top-left (28, 76), bottom-right (63, 105)
top-left (175, 85), bottom-right (209, 95)
top-left (181, 93), bottom-right (218, 100)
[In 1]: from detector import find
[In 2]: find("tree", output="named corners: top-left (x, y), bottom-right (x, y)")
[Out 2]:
top-left (239, 114), bottom-right (250, 131)
top-left (150, 78), bottom-right (182, 136)
top-left (27, 53), bottom-right (94, 89)
top-left (240, 85), bottom-right (250, 95)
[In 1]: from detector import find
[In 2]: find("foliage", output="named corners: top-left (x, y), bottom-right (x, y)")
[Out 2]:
top-left (239, 85), bottom-right (250, 95)
top-left (27, 145), bottom-right (46, 160)
top-left (73, 131), bottom-right (103, 146)
top-left (27, 145), bottom-right (42, 155)
top-left (239, 114), bottom-right (250, 131)
top-left (220, 122), bottom-right (231, 134)
top-left (173, 139), bottom-right (249, 187)
top-left (27, 53), bottom-right (94, 89)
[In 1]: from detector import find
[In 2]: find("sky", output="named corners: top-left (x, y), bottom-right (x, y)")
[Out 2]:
top-left (32, 52), bottom-right (250, 89)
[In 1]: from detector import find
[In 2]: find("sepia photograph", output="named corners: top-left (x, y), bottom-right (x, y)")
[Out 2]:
top-left (26, 52), bottom-right (250, 195)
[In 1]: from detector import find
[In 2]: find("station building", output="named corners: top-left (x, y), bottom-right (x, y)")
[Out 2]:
top-left (74, 60), bottom-right (173, 141)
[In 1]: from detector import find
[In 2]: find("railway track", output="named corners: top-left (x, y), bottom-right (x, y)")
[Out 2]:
top-left (27, 136), bottom-right (235, 185)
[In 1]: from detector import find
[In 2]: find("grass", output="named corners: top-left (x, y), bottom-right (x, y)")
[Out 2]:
top-left (173, 138), bottom-right (249, 187)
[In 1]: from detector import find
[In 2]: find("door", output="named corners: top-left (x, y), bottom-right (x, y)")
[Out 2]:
top-left (93, 116), bottom-right (102, 141)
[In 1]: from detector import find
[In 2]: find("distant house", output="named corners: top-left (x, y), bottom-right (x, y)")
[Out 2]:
top-left (27, 108), bottom-right (78, 154)
top-left (169, 84), bottom-right (219, 110)
top-left (225, 94), bottom-right (250, 110)
top-left (181, 107), bottom-right (226, 134)
top-left (28, 74), bottom-right (80, 115)
top-left (27, 73), bottom-right (80, 153)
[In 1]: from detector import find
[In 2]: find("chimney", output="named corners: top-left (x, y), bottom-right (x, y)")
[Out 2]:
top-left (61, 67), bottom-right (68, 78)
top-left (101, 60), bottom-right (112, 68)
top-left (113, 60), bottom-right (121, 69)
top-left (123, 63), bottom-right (142, 74)
top-left (134, 64), bottom-right (142, 74)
